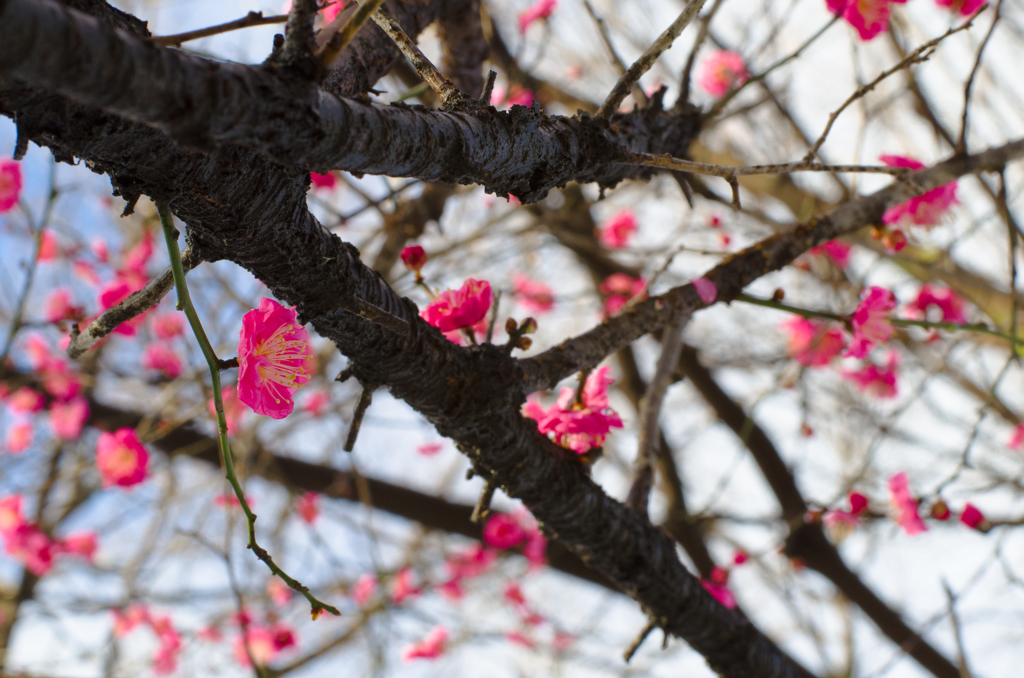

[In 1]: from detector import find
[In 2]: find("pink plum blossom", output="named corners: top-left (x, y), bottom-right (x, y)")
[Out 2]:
top-left (302, 389), bottom-right (330, 416)
top-left (151, 312), bottom-right (184, 339)
top-left (401, 245), bottom-right (427, 273)
top-left (268, 578), bottom-right (292, 606)
top-left (0, 159), bottom-right (23, 212)
top-left (809, 240), bottom-right (852, 268)
top-left (780, 317), bottom-right (846, 367)
top-left (58, 532), bottom-right (98, 562)
top-left (513, 274), bottom-right (555, 313)
top-left (5, 422), bottom-right (33, 453)
top-left (880, 155), bottom-right (958, 229)
top-left (49, 397), bottom-right (89, 440)
top-left (91, 239), bottom-right (109, 263)
top-left (934, 0), bottom-right (985, 16)
top-left (310, 172), bottom-right (337, 189)
top-left (888, 471), bottom-right (926, 535)
top-left (959, 503), bottom-right (985, 529)
top-left (237, 298), bottom-right (314, 419)
top-left (506, 630), bottom-right (535, 648)
top-left (600, 273), bottom-right (647, 317)
top-left (598, 210), bottom-right (637, 249)
top-left (402, 625), bottom-right (449, 661)
top-left (444, 543), bottom-right (497, 580)
top-left (483, 513), bottom-right (527, 549)
top-left (908, 284), bottom-right (967, 324)
top-left (0, 496), bottom-right (25, 534)
top-left (522, 366), bottom-right (624, 454)
top-left (420, 279), bottom-right (492, 333)
top-left (73, 260), bottom-right (101, 285)
top-left (142, 342), bottom-right (183, 379)
top-left (295, 492), bottom-right (320, 524)
top-left (389, 567), bottom-right (421, 604)
top-left (698, 50), bottom-right (750, 97)
top-left (825, 491), bottom-right (869, 527)
top-left (1008, 424), bottom-right (1024, 450)
top-left (95, 428), bottom-right (149, 488)
top-left (828, 0), bottom-right (892, 41)
top-left (352, 573), bottom-right (379, 607)
top-left (233, 622), bottom-right (297, 667)
top-left (518, 0), bottom-right (557, 34)
top-left (701, 568), bottom-right (737, 609)
top-left (7, 387), bottom-right (45, 414)
top-left (112, 604), bottom-right (150, 637)
top-left (5, 523), bottom-right (56, 575)
top-left (845, 286), bottom-right (897, 358)
top-left (844, 350), bottom-right (900, 398)
top-left (44, 288), bottom-right (78, 323)
top-left (37, 230), bottom-right (58, 261)
top-left (22, 333), bottom-right (52, 370)
top-left (41, 360), bottom-right (82, 401)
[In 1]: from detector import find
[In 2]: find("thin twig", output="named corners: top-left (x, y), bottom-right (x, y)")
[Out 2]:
top-left (942, 581), bottom-right (974, 678)
top-left (804, 8), bottom-right (984, 161)
top-left (67, 249), bottom-right (200, 360)
top-left (370, 7), bottom-right (461, 107)
top-left (158, 204), bottom-right (340, 618)
top-left (957, 0), bottom-right (1000, 154)
top-left (480, 70), bottom-right (497, 104)
top-left (623, 619), bottom-right (658, 662)
top-left (621, 150), bottom-right (914, 180)
top-left (625, 308), bottom-right (689, 517)
top-left (597, 0), bottom-right (708, 118)
top-left (583, 0), bottom-right (648, 107)
top-left (999, 169), bottom-right (1020, 358)
top-left (318, 0), bottom-right (387, 69)
top-left (679, 0), bottom-right (725, 101)
top-left (344, 384), bottom-right (375, 452)
top-left (152, 12), bottom-right (288, 47)
top-left (470, 477), bottom-right (497, 523)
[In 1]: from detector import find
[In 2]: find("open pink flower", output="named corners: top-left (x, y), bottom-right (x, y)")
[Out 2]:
top-left (522, 366), bottom-right (623, 453)
top-left (844, 350), bottom-right (899, 398)
top-left (809, 240), bottom-right (852, 268)
top-left (600, 274), bottom-right (646, 317)
top-left (389, 567), bottom-right (421, 604)
top-left (44, 288), bottom-right (79, 323)
top-left (5, 523), bottom-right (56, 575)
top-left (1008, 424), bottom-right (1024, 450)
top-left (7, 387), bottom-right (45, 414)
top-left (295, 492), bottom-right (320, 524)
top-left (934, 0), bottom-right (985, 16)
top-left (0, 160), bottom-right (22, 212)
top-left (828, 0), bottom-right (892, 41)
top-left (237, 298), bottom-right (314, 419)
top-left (513, 274), bottom-right (555, 314)
top-left (310, 172), bottom-right (337, 189)
top-left (402, 625), bottom-right (449, 661)
top-left (151, 312), bottom-right (184, 340)
top-left (142, 342), bottom-right (183, 379)
top-left (420, 279), bottom-right (492, 333)
top-left (825, 491), bottom-right (869, 527)
top-left (5, 421), bottom-right (33, 453)
top-left (49, 397), bottom-right (89, 440)
top-left (95, 428), bottom-right (149, 488)
top-left (518, 0), bottom-right (556, 33)
top-left (880, 155), bottom-right (958, 229)
top-left (698, 50), bottom-right (750, 97)
top-left (888, 471), bottom-right (926, 535)
top-left (483, 513), bottom-right (527, 549)
top-left (58, 532), bottom-right (98, 562)
top-left (352, 573), bottom-right (379, 607)
top-left (598, 210), bottom-right (638, 249)
top-left (908, 284), bottom-right (966, 324)
top-left (845, 286), bottom-right (896, 358)
top-left (780, 317), bottom-right (846, 366)
top-left (445, 543), bottom-right (497, 580)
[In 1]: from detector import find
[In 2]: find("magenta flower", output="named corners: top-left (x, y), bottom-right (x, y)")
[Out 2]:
top-left (402, 625), bottom-right (449, 661)
top-left (420, 279), bottom-right (492, 333)
top-left (809, 240), bottom-right (852, 268)
top-left (522, 366), bottom-right (624, 454)
top-left (483, 513), bottom-right (527, 549)
top-left (908, 284), bottom-right (967, 324)
top-left (302, 389), bottom-right (330, 416)
top-left (151, 312), bottom-right (184, 340)
top-left (237, 298), bottom-right (314, 419)
top-left (844, 350), bottom-right (900, 398)
top-left (880, 155), bottom-right (958, 229)
top-left (142, 342), bottom-right (183, 379)
top-left (780, 317), bottom-right (847, 366)
top-left (600, 273), bottom-right (647, 317)
top-left (513, 273), bottom-right (555, 314)
top-left (506, 86), bottom-right (535, 107)
top-left (934, 0), bottom-right (984, 16)
top-left (518, 0), bottom-right (557, 34)
top-left (95, 428), bottom-right (149, 488)
top-left (888, 471), bottom-right (926, 535)
top-left (698, 50), bottom-right (750, 98)
top-left (8, 387), bottom-right (45, 415)
top-left (5, 523), bottom-right (56, 575)
top-left (400, 245), bottom-right (427, 273)
top-left (295, 491), bottom-right (319, 524)
top-left (959, 503), bottom-right (985, 529)
top-left (58, 532), bottom-right (98, 562)
top-left (1008, 424), bottom-right (1024, 450)
top-left (389, 566), bottom-right (421, 604)
top-left (825, 491), bottom-right (869, 527)
top-left (44, 288), bottom-right (78, 323)
top-left (598, 210), bottom-right (638, 249)
top-left (845, 286), bottom-right (897, 358)
top-left (827, 0), bottom-right (893, 41)
top-left (310, 171), bottom-right (337, 189)
top-left (5, 421), bottom-right (33, 454)
top-left (49, 397), bottom-right (89, 440)
top-left (0, 159), bottom-right (23, 213)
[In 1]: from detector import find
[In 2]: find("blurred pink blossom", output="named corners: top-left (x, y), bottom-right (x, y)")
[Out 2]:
top-left (827, 0), bottom-right (893, 41)
top-left (310, 172), bottom-right (336, 189)
top-left (888, 471), bottom-right (926, 535)
top-left (600, 273), bottom-right (646, 317)
top-left (483, 513), bottom-right (527, 549)
top-left (151, 312), bottom-right (184, 340)
top-left (959, 503), bottom-right (985, 529)
top-left (844, 351), bottom-right (900, 399)
top-left (518, 0), bottom-right (556, 33)
top-left (0, 159), bottom-right (23, 212)
top-left (8, 387), bottom-right (45, 415)
top-left (846, 286), bottom-right (896, 358)
top-left (513, 274), bottom-right (555, 313)
top-left (49, 397), bottom-right (89, 440)
top-left (698, 50), bottom-right (749, 97)
top-left (908, 284), bottom-right (967, 324)
top-left (352, 573), bottom-right (379, 606)
top-left (598, 210), bottom-right (637, 249)
top-left (693, 277), bottom-right (717, 304)
top-left (402, 625), bottom-right (448, 661)
top-left (809, 240), bottom-right (852, 268)
top-left (417, 441), bottom-right (444, 456)
top-left (880, 155), bottom-right (958, 229)
top-left (934, 0), bottom-right (984, 17)
top-left (780, 317), bottom-right (846, 367)
top-left (296, 492), bottom-right (320, 524)
top-left (95, 428), bottom-right (149, 488)
top-left (5, 421), bottom-right (33, 453)
top-left (302, 389), bottom-right (330, 416)
top-left (44, 288), bottom-right (78, 323)
top-left (142, 342), bottom-right (183, 379)
top-left (1008, 424), bottom-right (1024, 450)
top-left (389, 567), bottom-right (421, 604)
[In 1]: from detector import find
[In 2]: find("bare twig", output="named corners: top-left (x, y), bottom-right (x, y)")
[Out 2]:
top-left (625, 308), bottom-right (690, 517)
top-left (344, 384), bottom-right (375, 452)
top-left (470, 477), bottom-right (497, 523)
top-left (67, 249), bottom-right (200, 360)
top-left (621, 149), bottom-right (914, 181)
top-left (623, 619), bottom-right (658, 662)
top-left (942, 581), bottom-right (974, 678)
top-left (596, 0), bottom-right (709, 118)
top-left (480, 69), bottom-right (497, 104)
top-left (679, 0), bottom-right (725, 102)
top-left (318, 0), bottom-right (387, 69)
top-left (957, 0), bottom-right (1001, 153)
top-left (152, 11), bottom-right (288, 47)
top-left (370, 7), bottom-right (462, 107)
top-left (804, 8), bottom-right (984, 161)
top-left (583, 0), bottom-right (648, 107)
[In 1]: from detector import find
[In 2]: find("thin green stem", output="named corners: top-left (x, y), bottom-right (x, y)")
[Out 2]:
top-left (735, 293), bottom-right (1024, 346)
top-left (158, 205), bottom-right (339, 618)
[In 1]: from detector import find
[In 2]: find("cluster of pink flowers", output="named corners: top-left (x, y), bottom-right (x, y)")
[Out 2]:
top-left (881, 155), bottom-right (959, 234)
top-left (522, 366), bottom-right (624, 454)
top-left (518, 0), bottom-right (556, 34)
top-left (421, 278), bottom-right (492, 337)
top-left (780, 317), bottom-right (846, 367)
top-left (237, 298), bottom-right (315, 419)
top-left (600, 273), bottom-right (646, 317)
top-left (437, 542), bottom-right (499, 600)
top-left (403, 625), bottom-right (449, 661)
top-left (0, 495), bottom-right (97, 576)
top-left (825, 491), bottom-right (870, 527)
top-left (482, 510), bottom-right (548, 566)
top-left (95, 428), bottom-right (150, 488)
top-left (513, 274), bottom-right (555, 314)
top-left (0, 159), bottom-right (22, 212)
top-left (598, 210), bottom-right (638, 249)
top-left (888, 472), bottom-right (988, 534)
top-left (698, 51), bottom-right (750, 98)
top-left (809, 240), bottom-right (852, 268)
top-left (907, 283), bottom-right (967, 324)
top-left (491, 84), bottom-right (535, 109)
top-left (112, 604), bottom-right (183, 675)
top-left (232, 617), bottom-right (297, 667)
top-left (97, 231), bottom-right (156, 336)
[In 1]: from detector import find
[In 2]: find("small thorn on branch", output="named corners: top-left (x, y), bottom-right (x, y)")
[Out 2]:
top-left (470, 476), bottom-right (497, 523)
top-left (727, 175), bottom-right (741, 209)
top-left (344, 384), bottom-right (375, 452)
top-left (335, 365), bottom-right (355, 383)
top-left (481, 70), bottom-right (497, 104)
top-left (623, 619), bottom-right (658, 662)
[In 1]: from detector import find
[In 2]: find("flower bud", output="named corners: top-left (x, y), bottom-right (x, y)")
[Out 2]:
top-left (400, 245), bottom-right (427, 272)
top-left (505, 317), bottom-right (519, 335)
top-left (515, 336), bottom-right (533, 350)
top-left (520, 318), bottom-right (538, 334)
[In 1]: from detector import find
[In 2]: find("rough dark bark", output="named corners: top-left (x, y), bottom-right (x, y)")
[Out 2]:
top-left (437, 0), bottom-right (487, 98)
